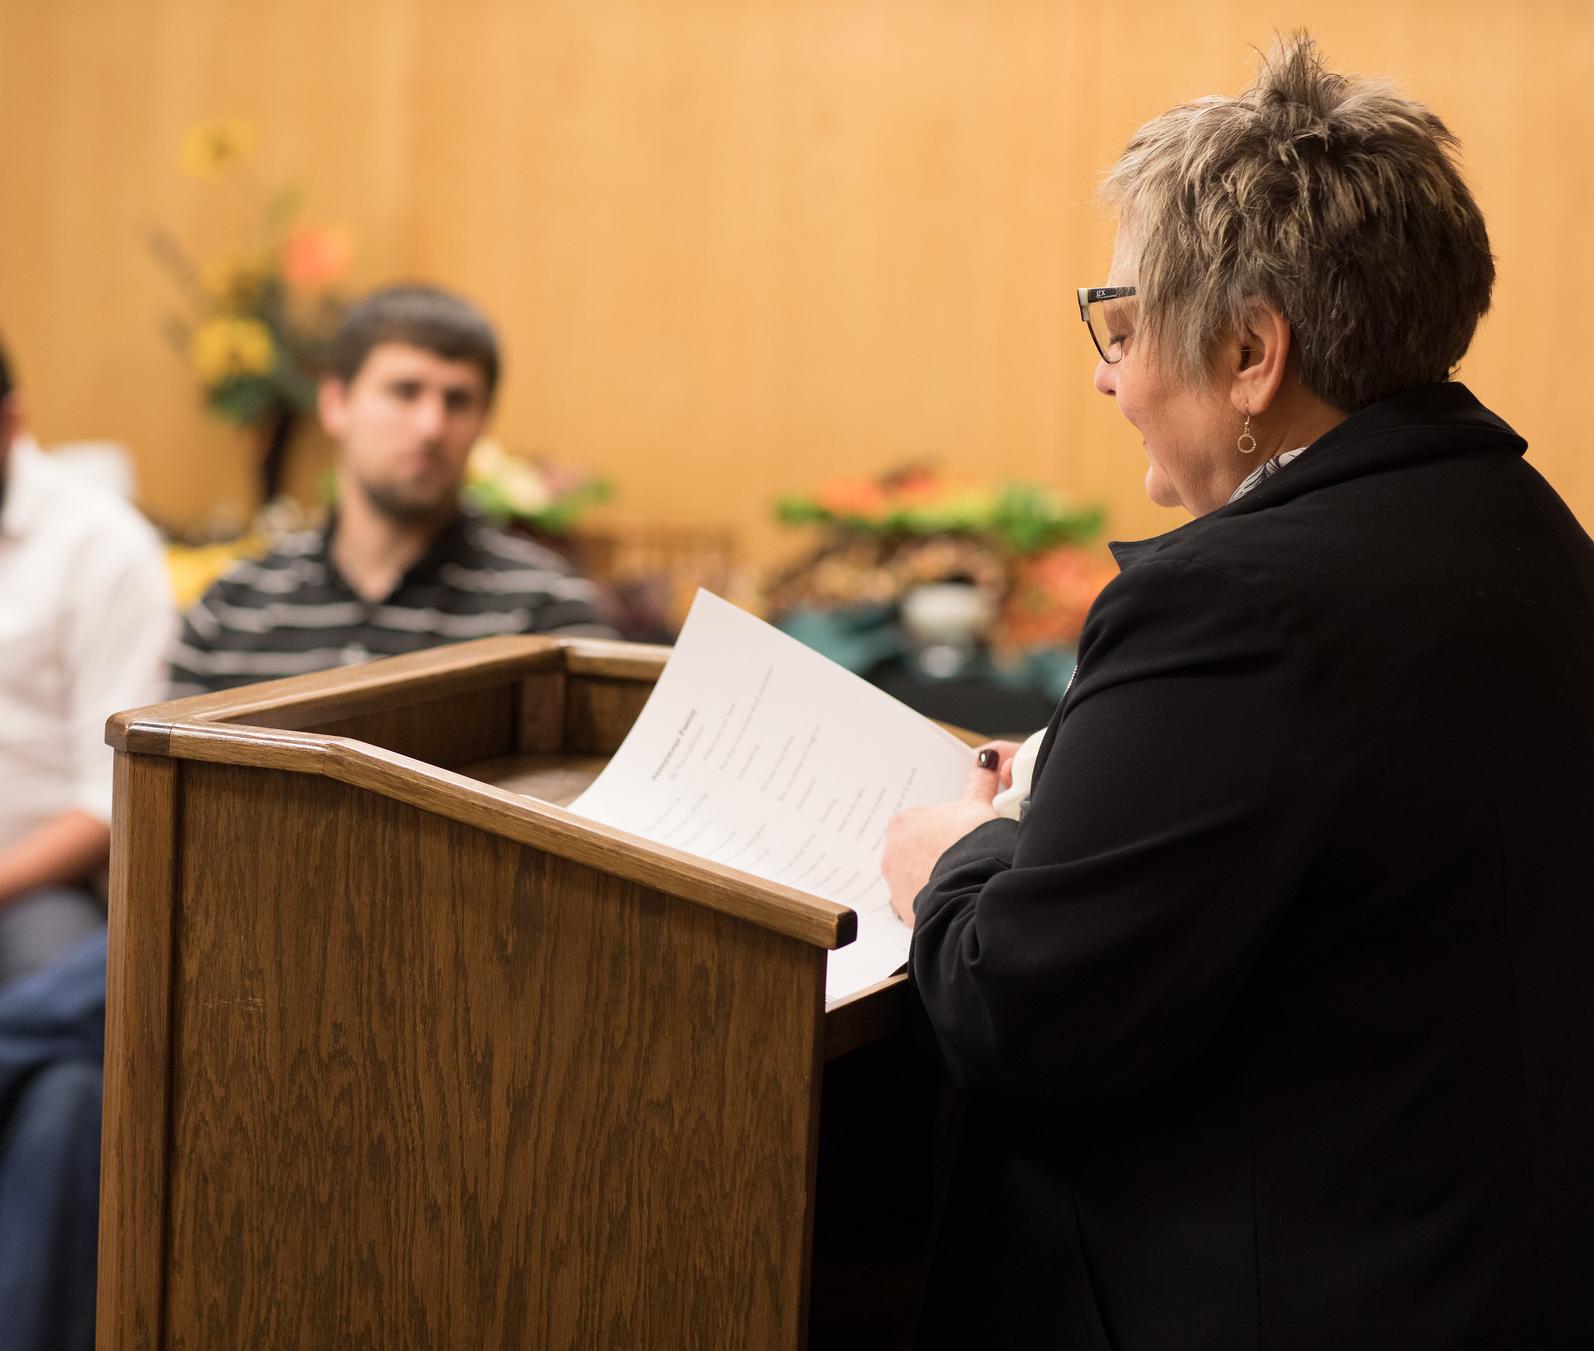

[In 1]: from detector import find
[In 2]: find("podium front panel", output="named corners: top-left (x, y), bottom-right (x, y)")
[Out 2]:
top-left (153, 759), bottom-right (825, 1348)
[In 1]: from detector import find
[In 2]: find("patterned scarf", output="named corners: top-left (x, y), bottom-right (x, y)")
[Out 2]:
top-left (1227, 445), bottom-right (1308, 503)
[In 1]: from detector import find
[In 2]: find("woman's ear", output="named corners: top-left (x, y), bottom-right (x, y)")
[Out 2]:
top-left (1229, 301), bottom-right (1291, 414)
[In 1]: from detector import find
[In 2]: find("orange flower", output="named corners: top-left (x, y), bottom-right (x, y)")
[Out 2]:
top-left (815, 478), bottom-right (887, 517)
top-left (281, 223), bottom-right (352, 292)
top-left (997, 547), bottom-right (1117, 647)
top-left (883, 466), bottom-right (939, 499)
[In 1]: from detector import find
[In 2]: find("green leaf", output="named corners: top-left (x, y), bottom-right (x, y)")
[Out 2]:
top-left (205, 378), bottom-right (277, 425)
top-left (773, 480), bottom-right (1106, 552)
top-left (462, 476), bottom-right (613, 532)
top-left (774, 497), bottom-right (832, 526)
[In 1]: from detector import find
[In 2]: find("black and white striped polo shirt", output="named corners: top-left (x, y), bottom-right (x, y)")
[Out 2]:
top-left (168, 511), bottom-right (615, 697)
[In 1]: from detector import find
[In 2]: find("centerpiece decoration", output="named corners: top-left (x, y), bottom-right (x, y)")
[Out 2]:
top-left (769, 465), bottom-right (1114, 692)
top-left (149, 117), bottom-right (351, 507)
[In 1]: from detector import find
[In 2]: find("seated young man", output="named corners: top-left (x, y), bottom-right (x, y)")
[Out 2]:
top-left (0, 339), bottom-right (175, 989)
top-left (170, 284), bottom-right (613, 696)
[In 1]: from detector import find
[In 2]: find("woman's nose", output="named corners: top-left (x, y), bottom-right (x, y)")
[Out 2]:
top-left (1093, 358), bottom-right (1117, 397)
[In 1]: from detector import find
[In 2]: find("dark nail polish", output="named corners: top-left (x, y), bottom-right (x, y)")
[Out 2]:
top-left (977, 748), bottom-right (999, 770)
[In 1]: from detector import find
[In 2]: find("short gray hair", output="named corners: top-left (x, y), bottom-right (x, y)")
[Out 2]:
top-left (1102, 33), bottom-right (1494, 412)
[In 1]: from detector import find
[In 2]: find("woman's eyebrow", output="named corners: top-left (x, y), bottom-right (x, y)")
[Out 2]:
top-left (1102, 296), bottom-right (1137, 329)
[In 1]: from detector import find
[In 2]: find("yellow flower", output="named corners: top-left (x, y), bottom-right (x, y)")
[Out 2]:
top-left (181, 119), bottom-right (256, 179)
top-left (190, 318), bottom-right (276, 384)
top-left (164, 538), bottom-right (263, 608)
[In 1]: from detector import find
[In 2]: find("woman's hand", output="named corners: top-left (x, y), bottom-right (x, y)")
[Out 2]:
top-left (985, 738), bottom-right (1023, 793)
top-left (883, 742), bottom-right (1017, 928)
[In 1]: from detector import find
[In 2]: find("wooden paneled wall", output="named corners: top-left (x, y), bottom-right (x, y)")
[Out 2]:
top-left (1, 0), bottom-right (1590, 560)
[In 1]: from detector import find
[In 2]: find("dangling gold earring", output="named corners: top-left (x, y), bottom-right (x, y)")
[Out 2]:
top-left (1237, 411), bottom-right (1257, 455)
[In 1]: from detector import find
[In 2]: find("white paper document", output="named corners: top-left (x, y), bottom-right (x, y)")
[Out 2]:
top-left (567, 591), bottom-right (977, 1002)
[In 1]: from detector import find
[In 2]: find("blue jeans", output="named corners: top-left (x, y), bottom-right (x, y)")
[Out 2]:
top-left (0, 886), bottom-right (105, 991)
top-left (0, 930), bottom-right (107, 1351)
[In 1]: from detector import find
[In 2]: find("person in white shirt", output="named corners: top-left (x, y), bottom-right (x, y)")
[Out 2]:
top-left (0, 340), bottom-right (175, 988)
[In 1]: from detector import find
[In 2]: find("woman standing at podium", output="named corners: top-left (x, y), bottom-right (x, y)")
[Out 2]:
top-left (882, 34), bottom-right (1594, 1351)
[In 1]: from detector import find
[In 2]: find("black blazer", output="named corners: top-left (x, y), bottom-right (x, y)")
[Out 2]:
top-left (909, 383), bottom-right (1594, 1350)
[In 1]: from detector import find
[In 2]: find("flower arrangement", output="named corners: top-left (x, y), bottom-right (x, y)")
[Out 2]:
top-left (770, 465), bottom-right (1113, 655)
top-left (995, 542), bottom-right (1119, 654)
top-left (149, 118), bottom-right (351, 503)
top-left (775, 464), bottom-right (1104, 553)
top-left (461, 440), bottom-right (613, 534)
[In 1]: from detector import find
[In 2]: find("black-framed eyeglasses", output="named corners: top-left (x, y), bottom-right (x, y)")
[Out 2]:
top-left (1078, 286), bottom-right (1137, 364)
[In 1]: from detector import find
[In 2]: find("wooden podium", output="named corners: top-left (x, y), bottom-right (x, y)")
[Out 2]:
top-left (97, 636), bottom-right (933, 1349)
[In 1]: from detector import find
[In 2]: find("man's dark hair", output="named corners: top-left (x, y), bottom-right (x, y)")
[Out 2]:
top-left (0, 336), bottom-right (13, 402)
top-left (325, 284), bottom-right (500, 396)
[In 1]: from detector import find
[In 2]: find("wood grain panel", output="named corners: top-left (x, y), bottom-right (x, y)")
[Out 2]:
top-left (563, 643), bottom-right (674, 681)
top-left (311, 681), bottom-right (516, 769)
top-left (514, 669), bottom-right (567, 754)
top-left (462, 751), bottom-right (609, 806)
top-left (97, 752), bottom-right (180, 1351)
top-left (139, 716), bottom-right (856, 950)
top-left (823, 973), bottom-right (911, 1063)
top-left (564, 676), bottom-right (658, 756)
top-left (106, 635), bottom-right (566, 749)
top-left (161, 760), bottom-right (826, 1347)
top-left (4, 1), bottom-right (1587, 562)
